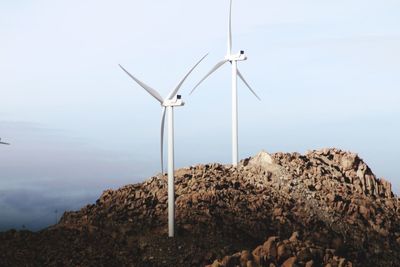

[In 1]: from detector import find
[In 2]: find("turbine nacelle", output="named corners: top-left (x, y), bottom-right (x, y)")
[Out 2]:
top-left (162, 95), bottom-right (185, 107)
top-left (226, 50), bottom-right (247, 62)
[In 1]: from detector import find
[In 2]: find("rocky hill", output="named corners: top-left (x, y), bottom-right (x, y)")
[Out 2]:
top-left (0, 148), bottom-right (399, 267)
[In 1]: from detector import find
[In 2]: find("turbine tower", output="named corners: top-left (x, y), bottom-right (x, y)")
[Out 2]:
top-left (190, 0), bottom-right (260, 166)
top-left (119, 54), bottom-right (207, 237)
top-left (0, 138), bottom-right (10, 145)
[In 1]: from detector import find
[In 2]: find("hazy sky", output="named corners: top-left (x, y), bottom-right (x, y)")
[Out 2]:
top-left (1, 0), bottom-right (399, 230)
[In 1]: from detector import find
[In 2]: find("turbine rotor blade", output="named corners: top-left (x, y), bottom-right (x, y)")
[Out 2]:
top-left (167, 53), bottom-right (209, 100)
top-left (119, 64), bottom-right (164, 104)
top-left (228, 0), bottom-right (233, 55)
top-left (237, 69), bottom-right (261, 101)
top-left (160, 107), bottom-right (166, 174)
top-left (190, 59), bottom-right (229, 95)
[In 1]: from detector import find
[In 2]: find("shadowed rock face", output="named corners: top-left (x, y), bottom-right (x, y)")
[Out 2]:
top-left (1, 148), bottom-right (399, 267)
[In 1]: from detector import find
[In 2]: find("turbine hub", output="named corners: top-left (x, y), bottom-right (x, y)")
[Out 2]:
top-left (226, 51), bottom-right (247, 61)
top-left (162, 95), bottom-right (185, 107)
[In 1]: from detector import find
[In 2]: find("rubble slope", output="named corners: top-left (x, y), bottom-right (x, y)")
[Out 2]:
top-left (1, 149), bottom-right (399, 267)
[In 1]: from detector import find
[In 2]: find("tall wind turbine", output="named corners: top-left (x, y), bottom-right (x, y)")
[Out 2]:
top-left (0, 138), bottom-right (10, 145)
top-left (190, 0), bottom-right (260, 166)
top-left (119, 54), bottom-right (207, 237)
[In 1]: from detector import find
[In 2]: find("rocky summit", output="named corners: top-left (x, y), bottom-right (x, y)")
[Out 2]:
top-left (1, 148), bottom-right (399, 267)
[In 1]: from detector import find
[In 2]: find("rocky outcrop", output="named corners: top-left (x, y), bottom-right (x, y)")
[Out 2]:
top-left (208, 232), bottom-right (353, 267)
top-left (0, 148), bottom-right (399, 266)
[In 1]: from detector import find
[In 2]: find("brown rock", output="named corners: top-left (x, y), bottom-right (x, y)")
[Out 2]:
top-left (252, 245), bottom-right (264, 257)
top-left (327, 193), bottom-right (336, 202)
top-left (338, 258), bottom-right (347, 267)
top-left (277, 243), bottom-right (291, 262)
top-left (297, 248), bottom-right (312, 263)
top-left (340, 154), bottom-right (356, 171)
top-left (240, 250), bottom-right (253, 266)
top-left (221, 255), bottom-right (235, 267)
top-left (273, 208), bottom-right (283, 217)
top-left (246, 260), bottom-right (258, 267)
top-left (263, 237), bottom-right (278, 260)
top-left (252, 245), bottom-right (264, 265)
top-left (359, 205), bottom-right (370, 220)
top-left (282, 256), bottom-right (297, 267)
top-left (249, 151), bottom-right (274, 166)
top-left (289, 232), bottom-right (299, 242)
top-left (211, 261), bottom-right (223, 267)
top-left (332, 237), bottom-right (343, 250)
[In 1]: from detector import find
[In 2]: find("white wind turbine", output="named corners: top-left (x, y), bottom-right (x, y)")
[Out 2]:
top-left (119, 54), bottom-right (208, 237)
top-left (190, 0), bottom-right (260, 166)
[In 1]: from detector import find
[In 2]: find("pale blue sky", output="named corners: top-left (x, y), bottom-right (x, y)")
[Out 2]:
top-left (0, 0), bottom-right (399, 230)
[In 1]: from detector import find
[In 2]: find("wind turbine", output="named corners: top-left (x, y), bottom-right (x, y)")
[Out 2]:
top-left (0, 138), bottom-right (10, 145)
top-left (190, 0), bottom-right (260, 166)
top-left (119, 54), bottom-right (208, 237)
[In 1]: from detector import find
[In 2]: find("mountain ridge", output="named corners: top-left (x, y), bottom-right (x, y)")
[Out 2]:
top-left (1, 148), bottom-right (399, 266)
